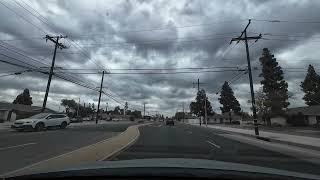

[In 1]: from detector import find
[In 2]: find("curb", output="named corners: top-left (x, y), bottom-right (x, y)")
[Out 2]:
top-left (2, 123), bottom-right (150, 178)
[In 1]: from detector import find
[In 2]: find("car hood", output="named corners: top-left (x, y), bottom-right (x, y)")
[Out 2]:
top-left (5, 158), bottom-right (320, 179)
top-left (14, 119), bottom-right (38, 123)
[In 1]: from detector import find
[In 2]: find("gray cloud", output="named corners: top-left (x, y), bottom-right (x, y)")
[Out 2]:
top-left (1, 0), bottom-right (320, 115)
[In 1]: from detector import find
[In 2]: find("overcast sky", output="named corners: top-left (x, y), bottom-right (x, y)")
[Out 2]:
top-left (1, 0), bottom-right (320, 116)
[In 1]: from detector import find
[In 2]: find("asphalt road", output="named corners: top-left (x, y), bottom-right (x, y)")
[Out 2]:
top-left (0, 121), bottom-right (134, 175)
top-left (112, 122), bottom-right (320, 175)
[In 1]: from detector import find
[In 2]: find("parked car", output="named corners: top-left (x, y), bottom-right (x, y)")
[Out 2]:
top-left (166, 119), bottom-right (174, 126)
top-left (82, 117), bottom-right (90, 121)
top-left (11, 113), bottom-right (70, 131)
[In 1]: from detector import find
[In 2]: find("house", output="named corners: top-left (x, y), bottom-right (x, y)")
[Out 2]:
top-left (0, 102), bottom-right (55, 122)
top-left (287, 105), bottom-right (320, 126)
top-left (208, 114), bottom-right (224, 124)
top-left (270, 115), bottom-right (287, 126)
top-left (208, 112), bottom-right (242, 124)
top-left (182, 113), bottom-right (199, 124)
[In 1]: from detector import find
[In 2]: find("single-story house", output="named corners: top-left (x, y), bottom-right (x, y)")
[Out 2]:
top-left (287, 105), bottom-right (320, 126)
top-left (181, 113), bottom-right (199, 124)
top-left (0, 102), bottom-right (55, 122)
top-left (270, 115), bottom-right (287, 126)
top-left (208, 112), bottom-right (242, 124)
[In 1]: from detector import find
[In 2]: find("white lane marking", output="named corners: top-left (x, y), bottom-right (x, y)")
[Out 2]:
top-left (206, 140), bottom-right (221, 149)
top-left (0, 142), bottom-right (37, 151)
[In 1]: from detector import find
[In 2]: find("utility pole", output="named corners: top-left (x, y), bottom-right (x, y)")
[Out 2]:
top-left (204, 98), bottom-right (207, 127)
top-left (106, 102), bottom-right (108, 113)
top-left (77, 97), bottom-right (80, 117)
top-left (182, 102), bottom-right (185, 123)
top-left (124, 102), bottom-right (128, 119)
top-left (230, 19), bottom-right (261, 136)
top-left (96, 71), bottom-right (105, 124)
top-left (193, 78), bottom-right (205, 126)
top-left (143, 102), bottom-right (146, 118)
top-left (41, 35), bottom-right (67, 112)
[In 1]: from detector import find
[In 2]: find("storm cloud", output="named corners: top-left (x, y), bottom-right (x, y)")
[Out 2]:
top-left (1, 0), bottom-right (320, 115)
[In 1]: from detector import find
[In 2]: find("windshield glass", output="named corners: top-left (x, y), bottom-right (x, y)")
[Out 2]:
top-left (1, 0), bottom-right (320, 179)
top-left (29, 113), bottom-right (50, 119)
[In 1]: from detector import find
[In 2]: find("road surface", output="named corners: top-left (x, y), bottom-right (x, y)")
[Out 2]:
top-left (0, 121), bottom-right (134, 175)
top-left (111, 122), bottom-right (320, 175)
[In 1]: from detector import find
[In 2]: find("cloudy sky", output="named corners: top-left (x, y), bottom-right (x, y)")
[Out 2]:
top-left (1, 0), bottom-right (320, 116)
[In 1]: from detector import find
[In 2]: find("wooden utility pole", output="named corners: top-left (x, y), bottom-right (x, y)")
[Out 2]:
top-left (41, 35), bottom-right (67, 112)
top-left (96, 71), bottom-right (105, 124)
top-left (182, 102), bottom-right (185, 123)
top-left (230, 19), bottom-right (261, 136)
top-left (193, 78), bottom-right (205, 126)
top-left (77, 97), bottom-right (80, 117)
top-left (204, 98), bottom-right (207, 127)
top-left (143, 103), bottom-right (146, 118)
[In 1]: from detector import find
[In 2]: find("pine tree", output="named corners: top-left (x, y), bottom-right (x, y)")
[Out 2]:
top-left (218, 81), bottom-right (241, 114)
top-left (259, 48), bottom-right (289, 116)
top-left (190, 89), bottom-right (213, 117)
top-left (13, 88), bottom-right (33, 105)
top-left (301, 64), bottom-right (320, 106)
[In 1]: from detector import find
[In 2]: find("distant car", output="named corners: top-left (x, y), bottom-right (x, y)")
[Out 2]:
top-left (166, 119), bottom-right (174, 126)
top-left (138, 119), bottom-right (144, 123)
top-left (11, 113), bottom-right (70, 131)
top-left (82, 117), bottom-right (90, 121)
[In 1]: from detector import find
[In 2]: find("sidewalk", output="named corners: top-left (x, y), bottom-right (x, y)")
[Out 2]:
top-left (191, 123), bottom-right (320, 150)
top-left (216, 124), bottom-right (320, 138)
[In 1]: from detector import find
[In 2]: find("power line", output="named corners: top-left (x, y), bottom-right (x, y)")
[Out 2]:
top-left (74, 20), bottom-right (247, 37)
top-left (0, 1), bottom-right (46, 34)
top-left (251, 18), bottom-right (320, 24)
top-left (0, 41), bottom-right (94, 87)
top-left (1, 0), bottom-right (102, 88)
top-left (57, 69), bottom-right (245, 75)
top-left (0, 37), bottom-right (43, 41)
top-left (0, 69), bottom-right (32, 78)
top-left (263, 33), bottom-right (320, 38)
top-left (76, 33), bottom-right (239, 46)
top-left (0, 1), bottom-right (96, 86)
top-left (10, 0), bottom-right (109, 73)
top-left (54, 66), bottom-right (240, 71)
top-left (72, 36), bottom-right (233, 48)
top-left (262, 37), bottom-right (320, 42)
top-left (0, 52), bottom-right (38, 69)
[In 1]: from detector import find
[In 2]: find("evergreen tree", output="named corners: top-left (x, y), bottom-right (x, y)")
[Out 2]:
top-left (301, 64), bottom-right (320, 106)
top-left (13, 88), bottom-right (33, 105)
top-left (259, 48), bottom-right (289, 116)
top-left (218, 81), bottom-right (241, 114)
top-left (190, 89), bottom-right (213, 117)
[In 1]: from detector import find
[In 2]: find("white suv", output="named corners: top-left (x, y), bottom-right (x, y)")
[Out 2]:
top-left (11, 113), bottom-right (70, 131)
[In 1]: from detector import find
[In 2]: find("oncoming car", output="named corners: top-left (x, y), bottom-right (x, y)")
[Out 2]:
top-left (11, 113), bottom-right (70, 131)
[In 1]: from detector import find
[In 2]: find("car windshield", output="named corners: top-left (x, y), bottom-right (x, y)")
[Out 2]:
top-left (1, 0), bottom-right (320, 179)
top-left (29, 113), bottom-right (50, 119)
